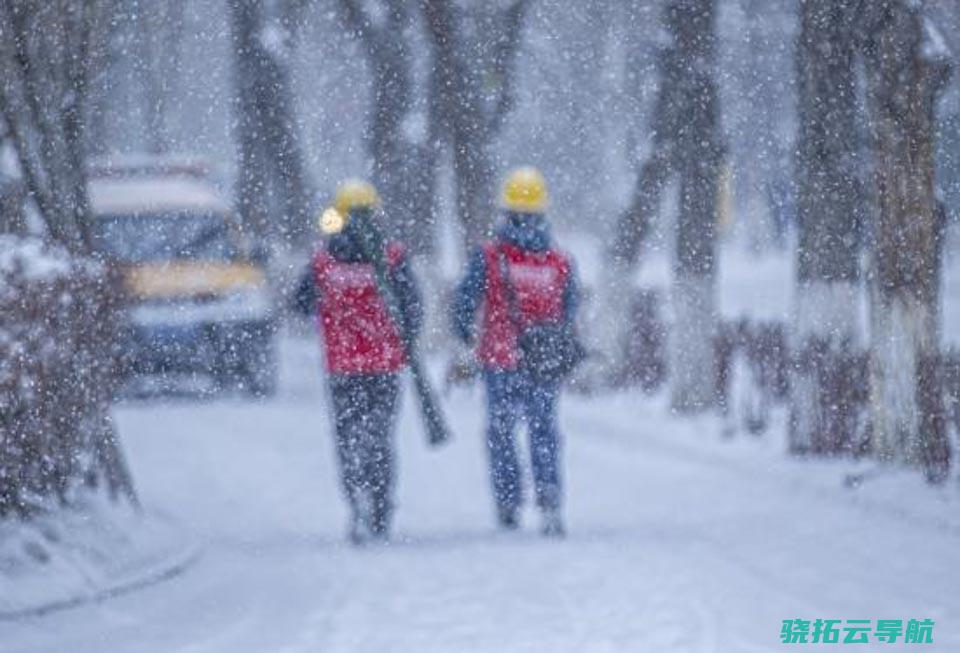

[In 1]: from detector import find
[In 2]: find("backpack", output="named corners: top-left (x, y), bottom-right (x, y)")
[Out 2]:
top-left (496, 248), bottom-right (585, 383)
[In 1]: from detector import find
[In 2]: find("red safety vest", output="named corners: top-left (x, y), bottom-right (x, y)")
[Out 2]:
top-left (477, 241), bottom-right (570, 369)
top-left (312, 243), bottom-right (407, 374)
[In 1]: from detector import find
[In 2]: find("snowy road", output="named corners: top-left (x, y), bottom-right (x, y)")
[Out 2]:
top-left (5, 335), bottom-right (960, 652)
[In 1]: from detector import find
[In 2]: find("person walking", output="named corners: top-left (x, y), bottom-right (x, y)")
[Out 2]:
top-left (451, 167), bottom-right (581, 537)
top-left (296, 179), bottom-right (423, 544)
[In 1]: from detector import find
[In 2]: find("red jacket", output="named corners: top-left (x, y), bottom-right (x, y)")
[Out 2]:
top-left (477, 241), bottom-right (571, 369)
top-left (312, 244), bottom-right (407, 374)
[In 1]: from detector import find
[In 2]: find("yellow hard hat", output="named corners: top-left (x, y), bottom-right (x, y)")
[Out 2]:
top-left (501, 167), bottom-right (548, 214)
top-left (333, 179), bottom-right (380, 216)
top-left (318, 207), bottom-right (347, 235)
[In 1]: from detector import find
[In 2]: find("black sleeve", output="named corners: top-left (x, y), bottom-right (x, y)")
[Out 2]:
top-left (390, 255), bottom-right (424, 340)
top-left (451, 247), bottom-right (486, 343)
top-left (293, 267), bottom-right (317, 316)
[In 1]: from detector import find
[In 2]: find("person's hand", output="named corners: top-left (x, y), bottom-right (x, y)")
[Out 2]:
top-left (445, 344), bottom-right (478, 389)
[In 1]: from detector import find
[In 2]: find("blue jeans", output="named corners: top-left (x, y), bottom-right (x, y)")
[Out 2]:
top-left (484, 369), bottom-right (562, 513)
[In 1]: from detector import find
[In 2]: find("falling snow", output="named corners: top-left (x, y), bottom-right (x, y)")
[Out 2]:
top-left (2, 1), bottom-right (960, 651)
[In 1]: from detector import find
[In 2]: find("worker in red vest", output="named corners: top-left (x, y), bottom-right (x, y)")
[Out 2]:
top-left (452, 167), bottom-right (580, 537)
top-left (296, 180), bottom-right (422, 544)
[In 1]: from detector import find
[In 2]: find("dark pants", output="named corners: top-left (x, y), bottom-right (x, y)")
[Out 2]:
top-left (329, 373), bottom-right (400, 533)
top-left (484, 369), bottom-right (562, 515)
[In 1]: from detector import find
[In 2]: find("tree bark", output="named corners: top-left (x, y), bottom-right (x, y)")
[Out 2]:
top-left (664, 0), bottom-right (724, 413)
top-left (423, 0), bottom-right (529, 254)
top-left (591, 1), bottom-right (721, 395)
top-left (339, 0), bottom-right (437, 255)
top-left (0, 0), bottom-right (109, 256)
top-left (789, 0), bottom-right (863, 454)
top-left (0, 0), bottom-right (140, 516)
top-left (863, 1), bottom-right (951, 482)
top-left (231, 0), bottom-right (311, 245)
top-left (611, 147), bottom-right (673, 267)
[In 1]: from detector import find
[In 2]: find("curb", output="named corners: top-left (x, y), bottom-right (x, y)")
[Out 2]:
top-left (0, 547), bottom-right (202, 621)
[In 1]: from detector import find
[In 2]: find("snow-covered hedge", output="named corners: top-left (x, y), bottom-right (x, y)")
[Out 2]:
top-left (0, 236), bottom-right (135, 518)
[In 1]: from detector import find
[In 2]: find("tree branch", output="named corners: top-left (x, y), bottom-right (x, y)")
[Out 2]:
top-left (0, 5), bottom-right (57, 224)
top-left (422, 0), bottom-right (463, 142)
top-left (338, 0), bottom-right (380, 55)
top-left (487, 0), bottom-right (530, 135)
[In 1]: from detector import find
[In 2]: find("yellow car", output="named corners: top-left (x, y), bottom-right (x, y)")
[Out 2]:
top-left (88, 158), bottom-right (276, 396)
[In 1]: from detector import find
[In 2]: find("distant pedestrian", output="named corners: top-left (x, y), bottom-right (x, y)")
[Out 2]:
top-left (296, 180), bottom-right (422, 544)
top-left (451, 167), bottom-right (582, 537)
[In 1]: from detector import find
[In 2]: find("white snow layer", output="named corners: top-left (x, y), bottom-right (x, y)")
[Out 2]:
top-left (2, 334), bottom-right (959, 652)
top-left (0, 499), bottom-right (196, 619)
top-left (4, 233), bottom-right (960, 651)
top-left (0, 236), bottom-right (71, 284)
top-left (88, 176), bottom-right (231, 217)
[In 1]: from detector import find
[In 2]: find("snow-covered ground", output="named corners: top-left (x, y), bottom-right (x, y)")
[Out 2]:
top-left (0, 500), bottom-right (195, 619)
top-left (4, 329), bottom-right (960, 652)
top-left (5, 237), bottom-right (960, 651)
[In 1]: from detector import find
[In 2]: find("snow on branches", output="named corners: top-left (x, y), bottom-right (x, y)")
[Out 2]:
top-left (0, 236), bottom-right (136, 518)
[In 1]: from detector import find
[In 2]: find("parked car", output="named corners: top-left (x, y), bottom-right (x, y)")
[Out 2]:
top-left (88, 156), bottom-right (277, 396)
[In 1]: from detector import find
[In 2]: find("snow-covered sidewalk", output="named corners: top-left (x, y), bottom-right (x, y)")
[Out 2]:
top-left (3, 335), bottom-right (959, 652)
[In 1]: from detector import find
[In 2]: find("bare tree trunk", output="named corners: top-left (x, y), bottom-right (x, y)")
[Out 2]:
top-left (581, 149), bottom-right (672, 388)
top-left (423, 0), bottom-right (529, 254)
top-left (231, 0), bottom-right (311, 245)
top-left (727, 0), bottom-right (793, 252)
top-left (590, 0), bottom-right (719, 394)
top-left (232, 0), bottom-right (269, 240)
top-left (611, 1), bottom-right (693, 271)
top-left (863, 1), bottom-right (951, 483)
top-left (789, 0), bottom-right (863, 454)
top-left (136, 0), bottom-right (186, 154)
top-left (0, 0), bottom-right (139, 516)
top-left (0, 169), bottom-right (26, 235)
top-left (672, 150), bottom-right (722, 413)
top-left (339, 0), bottom-right (437, 255)
top-left (0, 0), bottom-right (110, 255)
top-left (664, 0), bottom-right (724, 413)
top-left (611, 148), bottom-right (673, 268)
top-left (452, 137), bottom-right (496, 247)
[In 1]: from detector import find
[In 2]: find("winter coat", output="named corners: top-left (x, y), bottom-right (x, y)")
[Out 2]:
top-left (452, 213), bottom-right (578, 371)
top-left (300, 227), bottom-right (422, 374)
